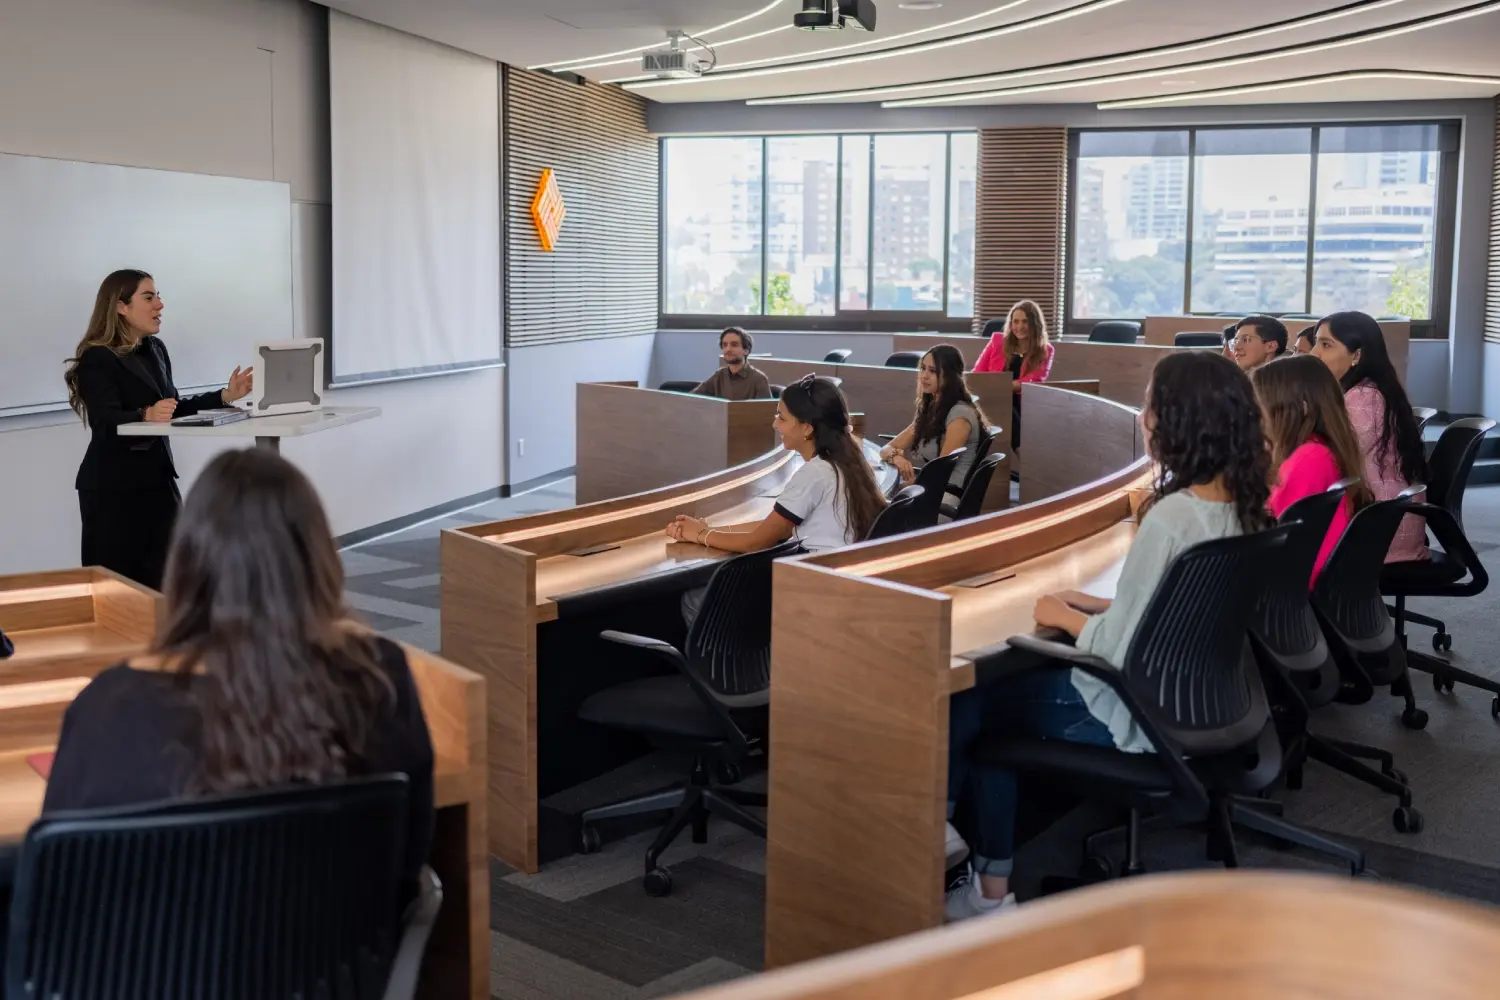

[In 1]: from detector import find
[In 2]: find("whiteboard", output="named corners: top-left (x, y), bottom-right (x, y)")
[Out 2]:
top-left (0, 152), bottom-right (293, 416)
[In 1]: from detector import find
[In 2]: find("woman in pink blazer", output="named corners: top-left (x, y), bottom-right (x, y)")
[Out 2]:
top-left (972, 300), bottom-right (1052, 448)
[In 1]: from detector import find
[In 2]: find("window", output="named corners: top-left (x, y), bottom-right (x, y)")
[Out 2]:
top-left (1068, 123), bottom-right (1453, 327)
top-left (662, 132), bottom-right (976, 319)
top-left (663, 138), bottom-right (762, 314)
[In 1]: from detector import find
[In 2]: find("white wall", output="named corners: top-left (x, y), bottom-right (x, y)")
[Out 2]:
top-left (0, 0), bottom-right (504, 574)
top-left (506, 335), bottom-right (654, 485)
top-left (1405, 340), bottom-right (1451, 412)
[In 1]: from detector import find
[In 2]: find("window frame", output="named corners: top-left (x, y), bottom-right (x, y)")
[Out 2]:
top-left (1063, 120), bottom-right (1458, 339)
top-left (659, 130), bottom-right (978, 333)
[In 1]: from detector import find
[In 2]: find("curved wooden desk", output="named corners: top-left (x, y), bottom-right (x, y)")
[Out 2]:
top-left (765, 391), bottom-right (1151, 968)
top-left (441, 440), bottom-right (895, 874)
top-left (685, 871), bottom-right (1500, 1000)
top-left (0, 569), bottom-right (488, 1000)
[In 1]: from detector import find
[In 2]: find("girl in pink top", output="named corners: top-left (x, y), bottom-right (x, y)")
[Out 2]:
top-left (1253, 356), bottom-right (1374, 586)
top-left (1311, 312), bottom-right (1430, 564)
top-left (972, 299), bottom-right (1053, 383)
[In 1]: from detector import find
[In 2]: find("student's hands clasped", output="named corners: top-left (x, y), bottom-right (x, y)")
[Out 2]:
top-left (666, 515), bottom-right (711, 545)
top-left (1033, 594), bottom-right (1090, 637)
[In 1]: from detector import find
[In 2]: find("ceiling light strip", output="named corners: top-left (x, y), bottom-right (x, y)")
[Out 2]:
top-left (528, 0), bottom-right (790, 71)
top-left (883, 0), bottom-right (1500, 106)
top-left (1097, 70), bottom-right (1500, 109)
top-left (745, 0), bottom-right (1413, 105)
top-left (625, 0), bottom-right (1133, 90)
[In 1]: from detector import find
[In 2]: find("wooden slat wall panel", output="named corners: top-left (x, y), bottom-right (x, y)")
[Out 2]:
top-left (505, 69), bottom-right (659, 348)
top-left (1486, 96), bottom-right (1500, 345)
top-left (971, 127), bottom-right (1067, 336)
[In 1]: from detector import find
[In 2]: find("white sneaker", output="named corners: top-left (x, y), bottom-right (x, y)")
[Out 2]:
top-left (944, 867), bottom-right (1016, 923)
top-left (945, 821), bottom-right (970, 869)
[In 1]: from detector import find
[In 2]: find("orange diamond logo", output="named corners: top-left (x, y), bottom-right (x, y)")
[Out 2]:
top-left (530, 168), bottom-right (566, 252)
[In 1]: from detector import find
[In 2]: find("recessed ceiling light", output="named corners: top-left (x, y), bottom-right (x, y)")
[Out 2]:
top-left (1158, 79), bottom-right (1196, 86)
top-left (900, 2), bottom-right (945, 9)
top-left (1099, 70), bottom-right (1500, 109)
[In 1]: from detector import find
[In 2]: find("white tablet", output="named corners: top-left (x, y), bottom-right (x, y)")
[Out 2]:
top-left (247, 339), bottom-right (325, 416)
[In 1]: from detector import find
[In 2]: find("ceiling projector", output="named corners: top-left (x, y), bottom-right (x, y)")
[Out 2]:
top-left (795, 0), bottom-right (877, 31)
top-left (642, 30), bottom-right (711, 78)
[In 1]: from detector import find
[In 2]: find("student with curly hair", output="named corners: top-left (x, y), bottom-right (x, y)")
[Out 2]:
top-left (944, 351), bottom-right (1271, 920)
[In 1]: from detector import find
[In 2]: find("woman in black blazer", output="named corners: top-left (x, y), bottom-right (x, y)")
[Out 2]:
top-left (63, 270), bottom-right (253, 589)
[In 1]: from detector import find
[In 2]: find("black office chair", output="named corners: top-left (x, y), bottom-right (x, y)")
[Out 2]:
top-left (885, 350), bottom-right (925, 368)
top-left (1174, 331), bottom-right (1224, 347)
top-left (1281, 313), bottom-right (1319, 320)
top-left (976, 527), bottom-right (1364, 878)
top-left (658, 380), bottom-right (700, 393)
top-left (1382, 417), bottom-right (1496, 710)
top-left (1250, 481), bottom-right (1419, 840)
top-left (0, 628), bottom-right (11, 659)
top-left (8, 776), bottom-right (441, 1000)
top-left (769, 383), bottom-right (785, 399)
top-left (578, 538), bottom-right (802, 897)
top-left (947, 453), bottom-right (1006, 521)
top-left (980, 317), bottom-right (1006, 338)
top-left (866, 485), bottom-right (923, 540)
top-left (906, 449), bottom-right (965, 529)
top-left (1411, 406), bottom-right (1438, 434)
top-left (1088, 321), bottom-right (1140, 344)
top-left (823, 348), bottom-right (853, 363)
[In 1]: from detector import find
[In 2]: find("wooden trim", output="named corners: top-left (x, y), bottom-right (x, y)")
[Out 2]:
top-left (89, 568), bottom-right (162, 644)
top-left (972, 128), bottom-right (1067, 333)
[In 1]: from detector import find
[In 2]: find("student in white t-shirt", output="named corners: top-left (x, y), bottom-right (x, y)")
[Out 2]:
top-left (667, 375), bottom-right (888, 622)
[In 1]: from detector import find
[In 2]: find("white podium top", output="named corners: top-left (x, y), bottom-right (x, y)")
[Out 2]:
top-left (117, 406), bottom-right (380, 441)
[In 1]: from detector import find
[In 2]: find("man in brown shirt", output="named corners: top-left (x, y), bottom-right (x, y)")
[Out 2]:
top-left (692, 327), bottom-right (771, 401)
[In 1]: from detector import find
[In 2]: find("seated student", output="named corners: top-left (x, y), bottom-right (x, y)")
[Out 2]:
top-left (1310, 310), bottom-right (1429, 563)
top-left (972, 300), bottom-right (1053, 383)
top-left (878, 345), bottom-right (989, 493)
top-left (668, 376), bottom-right (886, 622)
top-left (1229, 315), bottom-right (1289, 373)
top-left (944, 351), bottom-right (1271, 920)
top-left (45, 448), bottom-right (435, 897)
top-left (1293, 325), bottom-right (1317, 355)
top-left (692, 326), bottom-right (771, 400)
top-left (1252, 354), bottom-right (1373, 587)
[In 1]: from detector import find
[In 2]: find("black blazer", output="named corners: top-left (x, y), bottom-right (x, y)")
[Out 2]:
top-left (74, 338), bottom-right (224, 492)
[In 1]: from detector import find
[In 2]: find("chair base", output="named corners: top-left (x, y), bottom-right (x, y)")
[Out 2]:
top-left (1406, 648), bottom-right (1500, 706)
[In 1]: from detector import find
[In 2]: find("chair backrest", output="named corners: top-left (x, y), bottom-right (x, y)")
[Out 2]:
top-left (9, 776), bottom-right (412, 1000)
top-left (1174, 331), bottom-right (1224, 347)
top-left (769, 383), bottom-right (785, 399)
top-left (684, 538), bottom-right (804, 700)
top-left (953, 453), bottom-right (1006, 520)
top-left (658, 380), bottom-right (699, 393)
top-left (980, 317), bottom-right (1006, 339)
top-left (1250, 482), bottom-right (1351, 707)
top-left (960, 426), bottom-right (1003, 490)
top-left (823, 348), bottom-right (853, 363)
top-left (906, 450), bottom-right (965, 528)
top-left (1411, 406), bottom-right (1438, 433)
top-left (1119, 526), bottom-right (1290, 755)
top-left (0, 627), bottom-right (11, 659)
top-left (866, 485), bottom-right (923, 540)
top-left (1281, 313), bottom-right (1319, 320)
top-left (1088, 321), bottom-right (1141, 344)
top-left (885, 350), bottom-right (925, 368)
top-left (1311, 487), bottom-right (1420, 682)
top-left (1425, 417), bottom-right (1495, 525)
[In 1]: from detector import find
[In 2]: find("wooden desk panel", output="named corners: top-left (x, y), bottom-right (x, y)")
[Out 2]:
top-left (1020, 387), bottom-right (1143, 506)
top-left (1047, 342), bottom-right (1188, 406)
top-left (575, 383), bottom-right (778, 504)
top-left (892, 333), bottom-right (991, 370)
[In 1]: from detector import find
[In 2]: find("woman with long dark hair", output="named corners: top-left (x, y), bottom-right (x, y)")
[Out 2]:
top-left (45, 448), bottom-right (434, 890)
top-left (1253, 355), bottom-right (1373, 586)
top-left (64, 269), bottom-right (254, 588)
top-left (879, 345), bottom-right (990, 492)
top-left (1311, 311), bottom-right (1429, 563)
top-left (944, 351), bottom-right (1271, 920)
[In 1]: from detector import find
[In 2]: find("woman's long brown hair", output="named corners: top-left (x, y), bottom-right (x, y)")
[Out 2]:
top-left (913, 344), bottom-right (990, 447)
top-left (1252, 354), bottom-right (1374, 510)
top-left (155, 448), bottom-right (393, 794)
top-left (1002, 299), bottom-right (1050, 372)
top-left (781, 376), bottom-right (887, 541)
top-left (64, 269), bottom-right (153, 419)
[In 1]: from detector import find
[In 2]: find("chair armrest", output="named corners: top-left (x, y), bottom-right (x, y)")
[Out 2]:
top-left (1400, 502), bottom-right (1489, 597)
top-left (939, 501), bottom-right (959, 519)
top-left (382, 866), bottom-right (443, 1000)
top-left (599, 631), bottom-right (749, 752)
top-left (600, 629), bottom-right (686, 662)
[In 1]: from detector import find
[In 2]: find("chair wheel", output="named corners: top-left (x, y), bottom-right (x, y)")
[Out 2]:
top-left (1078, 854), bottom-right (1114, 881)
top-left (1383, 766), bottom-right (1408, 786)
top-left (1492, 697), bottom-right (1500, 720)
top-left (1432, 632), bottom-right (1452, 653)
top-left (1401, 707), bottom-right (1429, 731)
top-left (643, 867), bottom-right (673, 897)
top-left (579, 824), bottom-right (602, 855)
top-left (715, 761), bottom-right (743, 786)
top-left (1433, 673), bottom-right (1456, 694)
top-left (1393, 806), bottom-right (1425, 834)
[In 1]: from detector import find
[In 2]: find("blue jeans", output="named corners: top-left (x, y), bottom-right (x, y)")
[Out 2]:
top-left (948, 669), bottom-right (1112, 876)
